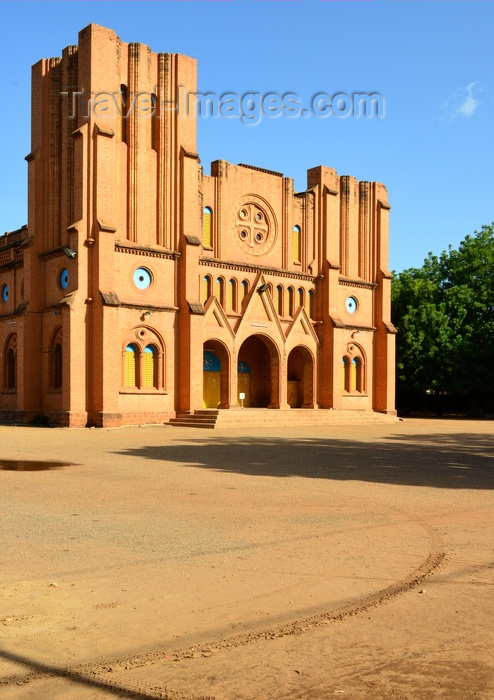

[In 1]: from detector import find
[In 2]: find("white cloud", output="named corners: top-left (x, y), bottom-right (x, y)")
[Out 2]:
top-left (442, 82), bottom-right (482, 120)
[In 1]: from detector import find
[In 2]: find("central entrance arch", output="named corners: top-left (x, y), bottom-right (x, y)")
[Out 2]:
top-left (287, 345), bottom-right (315, 408)
top-left (237, 334), bottom-right (280, 408)
top-left (203, 340), bottom-right (230, 408)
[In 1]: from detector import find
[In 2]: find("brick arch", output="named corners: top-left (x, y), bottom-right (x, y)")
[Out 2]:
top-left (287, 345), bottom-right (315, 408)
top-left (49, 327), bottom-right (63, 390)
top-left (344, 343), bottom-right (366, 394)
top-left (237, 333), bottom-right (281, 408)
top-left (3, 333), bottom-right (17, 391)
top-left (203, 338), bottom-right (231, 408)
top-left (121, 326), bottom-right (165, 390)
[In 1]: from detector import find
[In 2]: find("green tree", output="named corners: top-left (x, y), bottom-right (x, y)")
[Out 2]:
top-left (392, 224), bottom-right (494, 410)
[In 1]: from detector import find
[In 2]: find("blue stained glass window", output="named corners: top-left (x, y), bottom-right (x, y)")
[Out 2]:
top-left (59, 268), bottom-right (69, 290)
top-left (133, 267), bottom-right (152, 290)
top-left (203, 350), bottom-right (221, 372)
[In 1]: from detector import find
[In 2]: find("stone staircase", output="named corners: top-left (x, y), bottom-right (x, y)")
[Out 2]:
top-left (168, 408), bottom-right (397, 429)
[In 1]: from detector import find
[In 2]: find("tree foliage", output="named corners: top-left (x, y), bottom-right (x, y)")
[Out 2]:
top-left (392, 224), bottom-right (494, 398)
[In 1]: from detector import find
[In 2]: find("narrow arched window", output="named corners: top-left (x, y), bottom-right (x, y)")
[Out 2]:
top-left (308, 289), bottom-right (315, 318)
top-left (351, 358), bottom-right (358, 391)
top-left (120, 85), bottom-right (128, 143)
top-left (52, 343), bottom-right (62, 390)
top-left (227, 279), bottom-right (236, 312)
top-left (124, 344), bottom-right (138, 387)
top-left (298, 287), bottom-right (304, 308)
top-left (241, 280), bottom-right (249, 299)
top-left (215, 277), bottom-right (224, 306)
top-left (276, 285), bottom-right (283, 315)
top-left (342, 357), bottom-right (349, 392)
top-left (6, 347), bottom-right (16, 390)
top-left (150, 93), bottom-right (157, 150)
top-left (353, 357), bottom-right (363, 393)
top-left (293, 225), bottom-right (301, 263)
top-left (143, 345), bottom-right (157, 388)
top-left (202, 275), bottom-right (212, 304)
top-left (203, 207), bottom-right (212, 247)
top-left (287, 287), bottom-right (294, 317)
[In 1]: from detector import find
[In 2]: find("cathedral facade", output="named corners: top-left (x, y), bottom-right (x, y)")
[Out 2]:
top-left (0, 24), bottom-right (395, 427)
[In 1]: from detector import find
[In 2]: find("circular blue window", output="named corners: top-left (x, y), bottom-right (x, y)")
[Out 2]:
top-left (133, 267), bottom-right (152, 290)
top-left (345, 296), bottom-right (358, 314)
top-left (1, 284), bottom-right (9, 302)
top-left (59, 268), bottom-right (69, 290)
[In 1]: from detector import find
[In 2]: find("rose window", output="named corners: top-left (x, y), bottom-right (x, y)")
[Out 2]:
top-left (235, 202), bottom-right (274, 256)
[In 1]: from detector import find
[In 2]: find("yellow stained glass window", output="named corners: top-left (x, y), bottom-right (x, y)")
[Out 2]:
top-left (203, 207), bottom-right (212, 247)
top-left (143, 346), bottom-right (156, 388)
top-left (124, 344), bottom-right (137, 387)
top-left (351, 358), bottom-right (357, 391)
top-left (293, 226), bottom-right (301, 262)
top-left (287, 287), bottom-right (294, 317)
top-left (215, 277), bottom-right (224, 305)
top-left (308, 290), bottom-right (315, 318)
top-left (227, 279), bottom-right (235, 311)
top-left (202, 275), bottom-right (211, 303)
top-left (241, 280), bottom-right (249, 300)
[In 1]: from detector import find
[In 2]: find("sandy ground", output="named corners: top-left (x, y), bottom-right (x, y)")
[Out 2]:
top-left (0, 418), bottom-right (493, 699)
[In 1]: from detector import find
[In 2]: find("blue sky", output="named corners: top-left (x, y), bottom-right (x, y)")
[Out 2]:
top-left (1, 1), bottom-right (493, 273)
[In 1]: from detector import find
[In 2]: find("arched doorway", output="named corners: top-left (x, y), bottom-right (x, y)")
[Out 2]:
top-left (237, 335), bottom-right (280, 408)
top-left (203, 341), bottom-right (230, 408)
top-left (287, 346), bottom-right (314, 408)
top-left (237, 361), bottom-right (251, 407)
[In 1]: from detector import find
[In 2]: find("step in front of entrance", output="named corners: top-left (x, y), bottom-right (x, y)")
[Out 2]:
top-left (168, 409), bottom-right (397, 429)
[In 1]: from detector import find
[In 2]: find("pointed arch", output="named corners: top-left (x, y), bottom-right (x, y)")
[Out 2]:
top-left (4, 333), bottom-right (17, 391)
top-left (50, 327), bottom-right (63, 390)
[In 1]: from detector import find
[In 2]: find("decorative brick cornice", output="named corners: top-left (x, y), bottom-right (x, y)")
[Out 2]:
top-left (181, 148), bottom-right (200, 160)
top-left (200, 257), bottom-right (316, 282)
top-left (185, 235), bottom-right (201, 246)
top-left (98, 220), bottom-right (117, 233)
top-left (330, 315), bottom-right (376, 332)
top-left (238, 163), bottom-right (284, 178)
top-left (339, 276), bottom-right (377, 290)
top-left (95, 124), bottom-right (114, 138)
top-left (378, 199), bottom-right (391, 210)
top-left (38, 247), bottom-right (66, 261)
top-left (188, 301), bottom-right (206, 315)
top-left (115, 243), bottom-right (180, 260)
top-left (383, 321), bottom-right (398, 334)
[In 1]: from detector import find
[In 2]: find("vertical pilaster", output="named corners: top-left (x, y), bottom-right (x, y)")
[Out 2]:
top-left (127, 44), bottom-right (139, 243)
top-left (359, 182), bottom-right (370, 281)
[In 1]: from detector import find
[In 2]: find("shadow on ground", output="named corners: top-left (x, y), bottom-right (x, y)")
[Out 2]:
top-left (0, 648), bottom-right (165, 700)
top-left (114, 431), bottom-right (494, 490)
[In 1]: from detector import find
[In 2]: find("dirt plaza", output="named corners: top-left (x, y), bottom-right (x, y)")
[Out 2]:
top-left (1, 418), bottom-right (493, 699)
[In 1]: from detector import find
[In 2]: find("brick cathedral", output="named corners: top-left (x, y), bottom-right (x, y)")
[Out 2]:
top-left (0, 24), bottom-right (396, 427)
